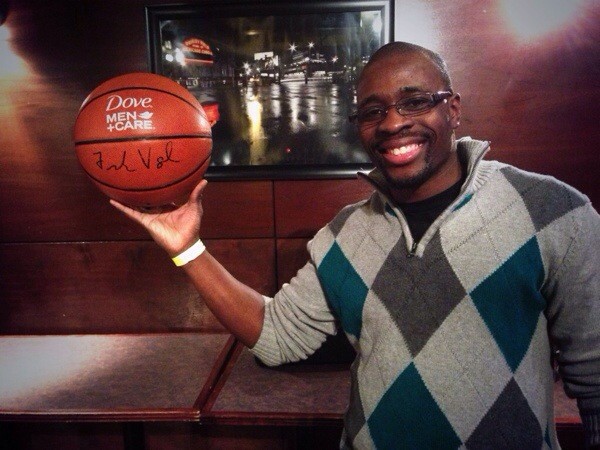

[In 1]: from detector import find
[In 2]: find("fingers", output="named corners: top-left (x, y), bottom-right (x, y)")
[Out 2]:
top-left (109, 199), bottom-right (151, 227)
top-left (189, 179), bottom-right (208, 204)
top-left (110, 180), bottom-right (207, 219)
top-left (110, 199), bottom-right (138, 218)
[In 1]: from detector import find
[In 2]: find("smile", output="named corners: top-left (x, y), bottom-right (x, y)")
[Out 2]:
top-left (375, 139), bottom-right (427, 167)
top-left (388, 143), bottom-right (422, 155)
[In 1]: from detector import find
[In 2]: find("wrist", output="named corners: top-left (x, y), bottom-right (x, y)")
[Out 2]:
top-left (171, 238), bottom-right (205, 267)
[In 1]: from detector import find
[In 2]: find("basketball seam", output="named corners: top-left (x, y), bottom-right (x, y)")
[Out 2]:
top-left (74, 134), bottom-right (212, 145)
top-left (80, 152), bottom-right (212, 192)
top-left (78, 86), bottom-right (204, 115)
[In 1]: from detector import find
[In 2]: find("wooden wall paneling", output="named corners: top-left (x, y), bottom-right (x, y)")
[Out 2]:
top-left (0, 177), bottom-right (275, 243)
top-left (394, 0), bottom-right (600, 206)
top-left (0, 239), bottom-right (276, 334)
top-left (0, 0), bottom-right (149, 244)
top-left (0, 73), bottom-right (112, 244)
top-left (274, 179), bottom-right (374, 238)
top-left (275, 238), bottom-right (310, 289)
top-left (201, 181), bottom-right (274, 239)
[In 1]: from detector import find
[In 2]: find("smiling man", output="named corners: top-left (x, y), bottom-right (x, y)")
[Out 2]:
top-left (352, 44), bottom-right (461, 204)
top-left (112, 42), bottom-right (600, 449)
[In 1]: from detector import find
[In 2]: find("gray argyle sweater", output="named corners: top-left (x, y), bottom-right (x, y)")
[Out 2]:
top-left (251, 137), bottom-right (600, 449)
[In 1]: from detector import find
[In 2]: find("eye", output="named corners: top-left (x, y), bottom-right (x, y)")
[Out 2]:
top-left (358, 107), bottom-right (386, 123)
top-left (400, 95), bottom-right (432, 111)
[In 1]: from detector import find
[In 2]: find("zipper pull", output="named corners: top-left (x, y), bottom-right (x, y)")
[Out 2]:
top-left (408, 242), bottom-right (417, 258)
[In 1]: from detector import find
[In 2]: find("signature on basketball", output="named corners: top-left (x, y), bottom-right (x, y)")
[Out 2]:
top-left (93, 141), bottom-right (180, 172)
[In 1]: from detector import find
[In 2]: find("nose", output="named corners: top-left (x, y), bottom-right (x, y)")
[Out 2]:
top-left (377, 107), bottom-right (414, 134)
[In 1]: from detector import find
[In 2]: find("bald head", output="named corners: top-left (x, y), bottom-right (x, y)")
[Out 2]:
top-left (359, 42), bottom-right (453, 92)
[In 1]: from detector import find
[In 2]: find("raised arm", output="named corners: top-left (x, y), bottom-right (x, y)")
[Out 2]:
top-left (110, 180), bottom-right (265, 347)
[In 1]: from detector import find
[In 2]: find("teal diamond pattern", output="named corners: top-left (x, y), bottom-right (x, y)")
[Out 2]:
top-left (317, 241), bottom-right (368, 338)
top-left (367, 363), bottom-right (462, 449)
top-left (471, 236), bottom-right (546, 372)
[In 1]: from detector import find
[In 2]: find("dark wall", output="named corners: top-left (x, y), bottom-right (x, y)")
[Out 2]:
top-left (1, 0), bottom-right (598, 334)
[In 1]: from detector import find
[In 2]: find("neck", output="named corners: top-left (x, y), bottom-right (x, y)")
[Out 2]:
top-left (390, 152), bottom-right (463, 204)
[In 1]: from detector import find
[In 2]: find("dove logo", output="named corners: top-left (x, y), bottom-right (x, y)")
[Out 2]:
top-left (105, 111), bottom-right (154, 131)
top-left (105, 94), bottom-right (153, 111)
top-left (104, 98), bottom-right (155, 132)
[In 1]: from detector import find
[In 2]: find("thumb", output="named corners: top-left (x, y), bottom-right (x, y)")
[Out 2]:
top-left (189, 179), bottom-right (209, 205)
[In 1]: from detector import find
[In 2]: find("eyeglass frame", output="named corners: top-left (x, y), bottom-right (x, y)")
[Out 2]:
top-left (348, 90), bottom-right (454, 125)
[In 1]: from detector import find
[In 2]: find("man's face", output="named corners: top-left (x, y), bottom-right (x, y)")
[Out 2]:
top-left (356, 52), bottom-right (461, 200)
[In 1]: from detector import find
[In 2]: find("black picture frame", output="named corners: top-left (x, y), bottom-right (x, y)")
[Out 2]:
top-left (146, 1), bottom-right (392, 179)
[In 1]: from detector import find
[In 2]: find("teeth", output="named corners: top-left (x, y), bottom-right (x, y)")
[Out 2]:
top-left (390, 143), bottom-right (419, 155)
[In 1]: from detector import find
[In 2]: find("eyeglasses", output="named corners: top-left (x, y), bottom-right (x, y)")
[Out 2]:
top-left (349, 91), bottom-right (453, 125)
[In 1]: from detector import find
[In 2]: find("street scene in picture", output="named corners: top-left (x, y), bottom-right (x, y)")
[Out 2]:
top-left (158, 10), bottom-right (384, 167)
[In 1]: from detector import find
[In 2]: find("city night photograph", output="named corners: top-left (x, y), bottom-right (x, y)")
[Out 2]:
top-left (147, 2), bottom-right (391, 177)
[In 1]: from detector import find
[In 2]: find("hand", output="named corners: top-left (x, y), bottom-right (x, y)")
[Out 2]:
top-left (110, 180), bottom-right (207, 256)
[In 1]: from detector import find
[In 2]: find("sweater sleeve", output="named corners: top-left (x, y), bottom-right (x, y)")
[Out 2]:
top-left (545, 201), bottom-right (600, 447)
top-left (249, 258), bottom-right (339, 366)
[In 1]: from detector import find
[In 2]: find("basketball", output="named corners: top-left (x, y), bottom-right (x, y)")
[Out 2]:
top-left (73, 72), bottom-right (212, 208)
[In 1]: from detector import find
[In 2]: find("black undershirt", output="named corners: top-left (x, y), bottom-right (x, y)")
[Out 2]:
top-left (397, 175), bottom-right (465, 243)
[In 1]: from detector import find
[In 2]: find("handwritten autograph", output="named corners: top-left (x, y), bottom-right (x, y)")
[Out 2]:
top-left (93, 141), bottom-right (181, 172)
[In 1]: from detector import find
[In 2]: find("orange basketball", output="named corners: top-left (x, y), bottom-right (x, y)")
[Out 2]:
top-left (73, 72), bottom-right (212, 208)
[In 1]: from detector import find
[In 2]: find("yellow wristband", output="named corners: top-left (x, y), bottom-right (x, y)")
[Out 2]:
top-left (172, 239), bottom-right (205, 267)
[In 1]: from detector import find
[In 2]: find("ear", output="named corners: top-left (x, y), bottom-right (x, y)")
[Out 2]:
top-left (448, 93), bottom-right (461, 129)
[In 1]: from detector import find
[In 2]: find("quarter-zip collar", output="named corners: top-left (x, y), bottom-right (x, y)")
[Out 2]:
top-left (359, 137), bottom-right (491, 257)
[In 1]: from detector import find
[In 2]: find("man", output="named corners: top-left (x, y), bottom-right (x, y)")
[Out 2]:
top-left (112, 42), bottom-right (600, 449)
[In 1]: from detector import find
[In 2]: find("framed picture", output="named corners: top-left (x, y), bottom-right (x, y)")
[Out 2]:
top-left (146, 1), bottom-right (392, 179)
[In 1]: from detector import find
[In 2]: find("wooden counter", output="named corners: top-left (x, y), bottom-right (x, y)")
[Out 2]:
top-left (0, 335), bottom-right (580, 423)
top-left (0, 333), bottom-right (234, 422)
top-left (203, 343), bottom-right (351, 425)
top-left (0, 334), bottom-right (582, 449)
